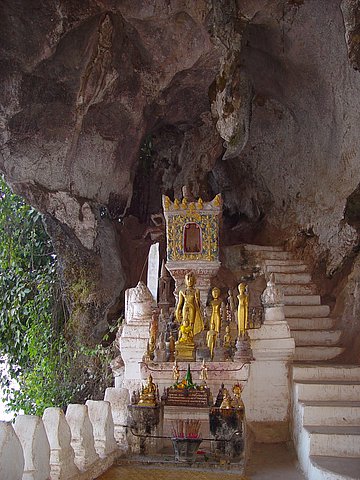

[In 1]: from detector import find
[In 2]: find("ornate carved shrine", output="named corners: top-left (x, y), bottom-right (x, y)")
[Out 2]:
top-left (162, 193), bottom-right (222, 304)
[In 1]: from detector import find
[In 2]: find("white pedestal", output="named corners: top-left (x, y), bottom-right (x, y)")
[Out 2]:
top-left (242, 318), bottom-right (295, 442)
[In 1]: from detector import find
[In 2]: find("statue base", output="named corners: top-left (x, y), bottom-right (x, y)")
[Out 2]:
top-left (213, 346), bottom-right (227, 362)
top-left (234, 337), bottom-right (253, 362)
top-left (196, 346), bottom-right (211, 362)
top-left (175, 343), bottom-right (196, 362)
top-left (224, 346), bottom-right (233, 361)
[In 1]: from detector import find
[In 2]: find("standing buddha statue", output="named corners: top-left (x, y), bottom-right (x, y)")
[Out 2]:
top-left (237, 283), bottom-right (249, 337)
top-left (206, 320), bottom-right (217, 360)
top-left (175, 272), bottom-right (204, 337)
top-left (210, 286), bottom-right (222, 333)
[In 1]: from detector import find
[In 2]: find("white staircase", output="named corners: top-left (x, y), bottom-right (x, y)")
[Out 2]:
top-left (292, 364), bottom-right (360, 479)
top-left (223, 244), bottom-right (360, 480)
top-left (242, 244), bottom-right (344, 362)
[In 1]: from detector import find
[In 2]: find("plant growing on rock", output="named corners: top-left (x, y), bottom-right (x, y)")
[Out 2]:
top-left (0, 177), bottom-right (116, 415)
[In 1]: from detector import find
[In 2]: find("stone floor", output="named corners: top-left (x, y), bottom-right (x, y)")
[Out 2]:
top-left (97, 443), bottom-right (306, 480)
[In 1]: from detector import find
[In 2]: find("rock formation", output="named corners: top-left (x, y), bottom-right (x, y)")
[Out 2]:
top-left (1, 0), bottom-right (360, 357)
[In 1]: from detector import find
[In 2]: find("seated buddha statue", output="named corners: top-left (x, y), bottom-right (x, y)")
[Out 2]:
top-left (177, 317), bottom-right (194, 345)
top-left (138, 374), bottom-right (157, 407)
top-left (220, 388), bottom-right (234, 409)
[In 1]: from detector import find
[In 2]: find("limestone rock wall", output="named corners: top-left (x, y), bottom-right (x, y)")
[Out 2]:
top-left (1, 0), bottom-right (360, 350)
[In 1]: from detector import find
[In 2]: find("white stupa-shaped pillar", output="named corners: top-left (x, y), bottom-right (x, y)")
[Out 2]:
top-left (242, 273), bottom-right (295, 442)
top-left (119, 281), bottom-right (153, 391)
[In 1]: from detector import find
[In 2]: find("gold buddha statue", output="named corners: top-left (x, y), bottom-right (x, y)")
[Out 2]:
top-left (206, 319), bottom-right (217, 360)
top-left (168, 333), bottom-right (176, 362)
top-left (237, 283), bottom-right (249, 337)
top-left (138, 374), bottom-right (157, 407)
top-left (232, 383), bottom-right (244, 408)
top-left (175, 272), bottom-right (204, 337)
top-left (220, 388), bottom-right (234, 409)
top-left (177, 317), bottom-right (194, 345)
top-left (210, 286), bottom-right (222, 333)
top-left (172, 360), bottom-right (180, 383)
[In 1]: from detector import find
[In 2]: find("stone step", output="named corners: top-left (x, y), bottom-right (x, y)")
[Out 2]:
top-left (293, 365), bottom-right (360, 382)
top-left (264, 259), bottom-right (305, 266)
top-left (244, 244), bottom-right (285, 252)
top-left (310, 455), bottom-right (360, 480)
top-left (280, 283), bottom-right (318, 295)
top-left (285, 305), bottom-right (330, 318)
top-left (294, 346), bottom-right (345, 362)
top-left (306, 425), bottom-right (360, 457)
top-left (292, 330), bottom-right (341, 346)
top-left (266, 264), bottom-right (309, 273)
top-left (284, 295), bottom-right (321, 306)
top-left (287, 317), bottom-right (335, 330)
top-left (296, 381), bottom-right (360, 402)
top-left (301, 401), bottom-right (360, 426)
top-left (244, 250), bottom-right (293, 260)
top-left (274, 272), bottom-right (312, 284)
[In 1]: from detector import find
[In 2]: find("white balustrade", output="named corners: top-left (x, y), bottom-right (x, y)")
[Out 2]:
top-left (42, 407), bottom-right (79, 480)
top-left (104, 387), bottom-right (130, 450)
top-left (65, 404), bottom-right (99, 471)
top-left (0, 421), bottom-right (25, 480)
top-left (13, 415), bottom-right (50, 480)
top-left (85, 400), bottom-right (117, 458)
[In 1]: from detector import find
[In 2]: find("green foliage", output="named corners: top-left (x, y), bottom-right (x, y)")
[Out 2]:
top-left (0, 177), bottom-right (119, 416)
top-left (0, 177), bottom-right (75, 415)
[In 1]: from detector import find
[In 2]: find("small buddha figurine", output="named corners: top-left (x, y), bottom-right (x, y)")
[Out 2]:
top-left (232, 383), bottom-right (244, 408)
top-left (223, 325), bottom-right (232, 348)
top-left (149, 310), bottom-right (159, 339)
top-left (148, 311), bottom-right (158, 359)
top-left (143, 341), bottom-right (151, 363)
top-left (237, 283), bottom-right (249, 337)
top-left (166, 313), bottom-right (179, 342)
top-left (168, 332), bottom-right (176, 362)
top-left (220, 388), bottom-right (233, 409)
top-left (206, 319), bottom-right (217, 360)
top-left (210, 287), bottom-right (222, 333)
top-left (172, 360), bottom-right (180, 383)
top-left (177, 317), bottom-right (194, 345)
top-left (199, 359), bottom-right (208, 383)
top-left (227, 289), bottom-right (235, 321)
top-left (175, 272), bottom-right (204, 337)
top-left (138, 374), bottom-right (157, 406)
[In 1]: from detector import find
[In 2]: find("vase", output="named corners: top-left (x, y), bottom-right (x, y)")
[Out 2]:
top-left (172, 437), bottom-right (202, 462)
